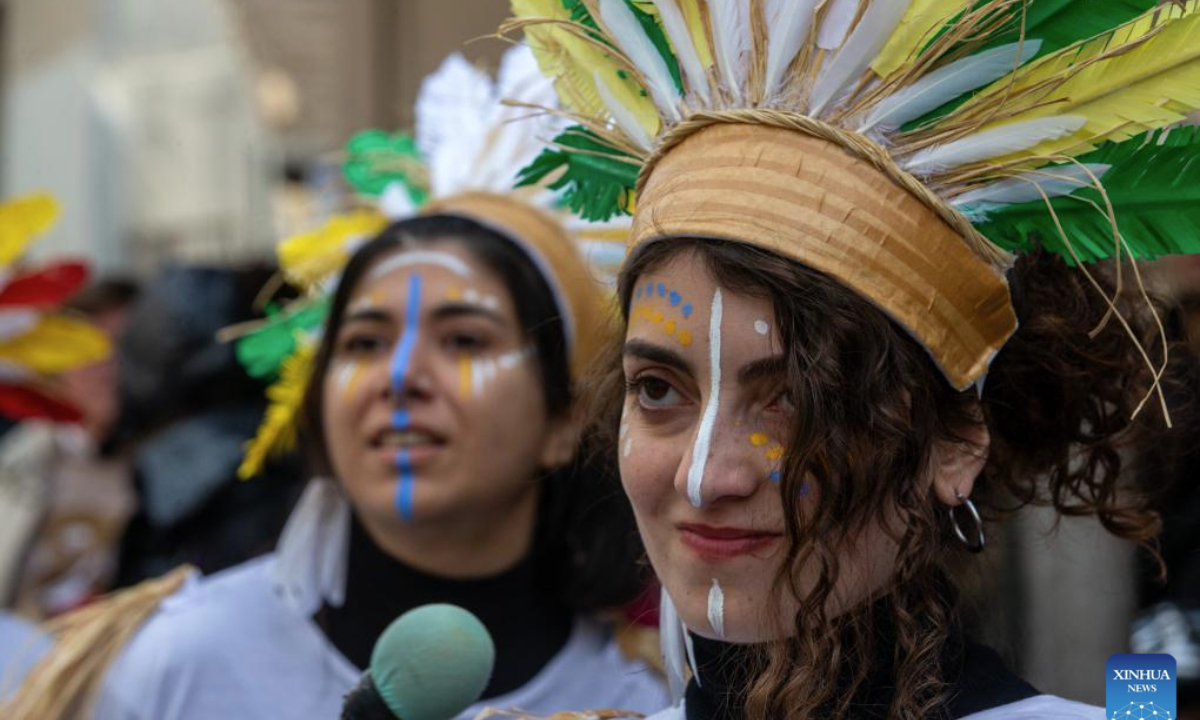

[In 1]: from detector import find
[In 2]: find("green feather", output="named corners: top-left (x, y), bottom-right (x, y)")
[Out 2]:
top-left (978, 127), bottom-right (1200, 264)
top-left (236, 298), bottom-right (330, 381)
top-left (517, 126), bottom-right (639, 222)
top-left (561, 0), bottom-right (683, 92)
top-left (342, 130), bottom-right (429, 204)
top-left (904, 0), bottom-right (1161, 132)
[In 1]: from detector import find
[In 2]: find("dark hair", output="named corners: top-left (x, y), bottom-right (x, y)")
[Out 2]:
top-left (588, 237), bottom-right (1176, 720)
top-left (301, 214), bottom-right (646, 612)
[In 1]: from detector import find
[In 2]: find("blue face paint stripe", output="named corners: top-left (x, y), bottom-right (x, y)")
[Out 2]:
top-left (396, 450), bottom-right (415, 521)
top-left (389, 274), bottom-right (423, 390)
top-left (389, 274), bottom-right (422, 521)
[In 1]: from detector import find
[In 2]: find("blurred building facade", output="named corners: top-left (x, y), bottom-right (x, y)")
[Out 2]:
top-left (0, 0), bottom-right (509, 272)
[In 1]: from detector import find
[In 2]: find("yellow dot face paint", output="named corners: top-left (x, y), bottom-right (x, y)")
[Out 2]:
top-left (678, 330), bottom-right (693, 347)
top-left (447, 286), bottom-right (463, 301)
top-left (652, 310), bottom-right (665, 325)
top-left (664, 319), bottom-right (677, 335)
top-left (749, 432), bottom-right (769, 447)
top-left (766, 445), bottom-right (784, 461)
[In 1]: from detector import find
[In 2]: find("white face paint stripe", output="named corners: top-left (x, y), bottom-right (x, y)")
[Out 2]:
top-left (368, 250), bottom-right (473, 280)
top-left (707, 578), bottom-right (725, 639)
top-left (687, 290), bottom-right (723, 507)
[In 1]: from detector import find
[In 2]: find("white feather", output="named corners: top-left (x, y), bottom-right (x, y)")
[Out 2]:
top-left (810, 0), bottom-right (913, 117)
top-left (477, 44), bottom-right (565, 189)
top-left (952, 163), bottom-right (1111, 221)
top-left (379, 182), bottom-right (417, 220)
top-left (708, 0), bottom-right (751, 104)
top-left (416, 53), bottom-right (494, 197)
top-left (818, 0), bottom-right (860, 50)
top-left (764, 0), bottom-right (820, 99)
top-left (903, 116), bottom-right (1087, 174)
top-left (599, 0), bottom-right (682, 121)
top-left (651, 0), bottom-right (712, 105)
top-left (860, 40), bottom-right (1042, 133)
top-left (595, 71), bottom-right (655, 151)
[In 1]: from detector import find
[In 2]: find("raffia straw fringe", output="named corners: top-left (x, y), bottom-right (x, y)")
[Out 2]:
top-left (0, 565), bottom-right (195, 720)
top-left (638, 109), bottom-right (1014, 270)
top-left (474, 709), bottom-right (645, 720)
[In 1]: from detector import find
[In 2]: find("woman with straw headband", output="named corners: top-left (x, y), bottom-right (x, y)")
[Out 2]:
top-left (4, 46), bottom-right (667, 720)
top-left (502, 1), bottom-right (1200, 718)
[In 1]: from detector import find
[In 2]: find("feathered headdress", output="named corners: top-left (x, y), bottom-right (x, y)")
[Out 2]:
top-left (503, 0), bottom-right (1200, 409)
top-left (235, 44), bottom-right (623, 479)
top-left (0, 193), bottom-right (109, 422)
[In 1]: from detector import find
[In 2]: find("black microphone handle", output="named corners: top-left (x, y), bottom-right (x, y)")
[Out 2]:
top-left (341, 673), bottom-right (402, 720)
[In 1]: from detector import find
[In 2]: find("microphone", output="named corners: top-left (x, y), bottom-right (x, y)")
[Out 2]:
top-left (341, 604), bottom-right (496, 720)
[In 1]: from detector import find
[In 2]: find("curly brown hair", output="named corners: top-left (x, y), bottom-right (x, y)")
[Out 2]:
top-left (585, 238), bottom-right (1172, 720)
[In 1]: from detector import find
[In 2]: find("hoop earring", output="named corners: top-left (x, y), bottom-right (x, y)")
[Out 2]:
top-left (949, 491), bottom-right (985, 554)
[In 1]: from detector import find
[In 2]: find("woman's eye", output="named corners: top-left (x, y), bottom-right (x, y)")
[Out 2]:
top-left (445, 332), bottom-right (489, 353)
top-left (341, 333), bottom-right (388, 355)
top-left (629, 376), bottom-right (685, 410)
top-left (766, 390), bottom-right (795, 416)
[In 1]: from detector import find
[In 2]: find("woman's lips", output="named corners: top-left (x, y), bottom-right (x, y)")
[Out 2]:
top-left (678, 523), bottom-right (783, 561)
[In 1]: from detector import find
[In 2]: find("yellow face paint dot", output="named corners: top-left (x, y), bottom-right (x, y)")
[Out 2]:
top-left (766, 446), bottom-right (784, 461)
top-left (652, 310), bottom-right (665, 325)
top-left (750, 432), bottom-right (769, 447)
top-left (678, 330), bottom-right (693, 347)
top-left (448, 286), bottom-right (463, 301)
top-left (664, 319), bottom-right (676, 335)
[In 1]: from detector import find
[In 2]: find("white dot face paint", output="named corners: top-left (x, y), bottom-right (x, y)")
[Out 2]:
top-left (623, 438), bottom-right (633, 457)
top-left (754, 319), bottom-right (770, 336)
top-left (686, 289), bottom-right (724, 508)
top-left (470, 347), bottom-right (531, 397)
top-left (368, 250), bottom-right (474, 281)
top-left (707, 578), bottom-right (725, 639)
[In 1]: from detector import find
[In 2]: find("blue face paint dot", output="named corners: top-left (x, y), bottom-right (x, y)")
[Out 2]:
top-left (635, 286), bottom-right (643, 299)
top-left (770, 470), bottom-right (781, 484)
top-left (657, 283), bottom-right (667, 298)
top-left (646, 284), bottom-right (654, 298)
top-left (669, 291), bottom-right (682, 307)
top-left (682, 303), bottom-right (694, 319)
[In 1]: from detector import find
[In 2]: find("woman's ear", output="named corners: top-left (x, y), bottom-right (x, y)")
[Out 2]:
top-left (539, 411), bottom-right (582, 471)
top-left (930, 417), bottom-right (990, 506)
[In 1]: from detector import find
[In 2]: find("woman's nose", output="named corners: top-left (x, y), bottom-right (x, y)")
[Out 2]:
top-left (674, 421), bottom-right (765, 507)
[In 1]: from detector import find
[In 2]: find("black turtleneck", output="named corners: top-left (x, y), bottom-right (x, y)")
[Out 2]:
top-left (683, 621), bottom-right (1038, 720)
top-left (318, 515), bottom-right (573, 699)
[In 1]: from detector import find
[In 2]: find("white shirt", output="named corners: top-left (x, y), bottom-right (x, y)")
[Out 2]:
top-left (643, 695), bottom-right (1105, 720)
top-left (91, 555), bottom-right (669, 720)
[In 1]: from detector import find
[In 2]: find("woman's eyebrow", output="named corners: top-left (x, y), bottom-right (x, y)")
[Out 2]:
top-left (342, 308), bottom-right (391, 325)
top-left (738, 356), bottom-right (786, 384)
top-left (624, 339), bottom-right (694, 375)
top-left (430, 303), bottom-right (507, 326)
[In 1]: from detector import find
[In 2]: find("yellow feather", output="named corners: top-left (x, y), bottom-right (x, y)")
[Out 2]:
top-left (0, 193), bottom-right (59, 268)
top-left (680, 1), bottom-right (714, 68)
top-left (632, 1), bottom-right (714, 68)
top-left (0, 315), bottom-right (110, 375)
top-left (964, 5), bottom-right (1200, 162)
top-left (872, 0), bottom-right (966, 79)
top-left (277, 209), bottom-right (387, 292)
top-left (238, 341), bottom-right (316, 480)
top-left (513, 0), bottom-right (660, 138)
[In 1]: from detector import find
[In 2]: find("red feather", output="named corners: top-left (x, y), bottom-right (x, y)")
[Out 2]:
top-left (0, 261), bottom-right (89, 308)
top-left (0, 383), bottom-right (81, 422)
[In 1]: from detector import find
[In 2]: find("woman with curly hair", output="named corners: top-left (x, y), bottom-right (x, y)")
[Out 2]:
top-left (503, 0), bottom-right (1200, 718)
